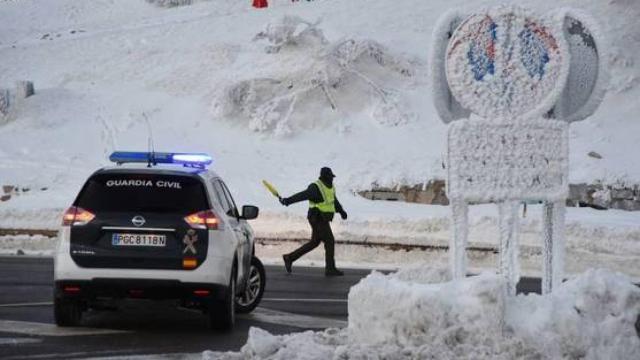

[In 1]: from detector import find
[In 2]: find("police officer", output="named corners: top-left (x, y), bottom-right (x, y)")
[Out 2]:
top-left (279, 167), bottom-right (347, 276)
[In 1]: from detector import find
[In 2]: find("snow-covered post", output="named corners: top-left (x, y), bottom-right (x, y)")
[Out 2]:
top-left (16, 81), bottom-right (34, 100)
top-left (432, 6), bottom-right (606, 294)
top-left (0, 89), bottom-right (9, 117)
top-left (542, 200), bottom-right (566, 294)
top-left (450, 199), bottom-right (468, 279)
top-left (499, 201), bottom-right (520, 296)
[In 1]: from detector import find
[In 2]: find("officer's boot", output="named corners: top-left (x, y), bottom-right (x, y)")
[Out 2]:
top-left (325, 267), bottom-right (344, 277)
top-left (282, 254), bottom-right (293, 274)
top-left (324, 239), bottom-right (343, 276)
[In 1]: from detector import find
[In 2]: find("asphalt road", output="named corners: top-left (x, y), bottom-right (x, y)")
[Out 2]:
top-left (0, 256), bottom-right (543, 359)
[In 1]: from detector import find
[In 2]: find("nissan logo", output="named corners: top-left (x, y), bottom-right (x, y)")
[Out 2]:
top-left (132, 216), bottom-right (146, 227)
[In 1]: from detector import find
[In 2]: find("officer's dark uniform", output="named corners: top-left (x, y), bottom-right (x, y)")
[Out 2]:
top-left (279, 167), bottom-right (347, 276)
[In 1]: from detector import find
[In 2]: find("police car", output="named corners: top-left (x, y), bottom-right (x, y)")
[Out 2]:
top-left (54, 151), bottom-right (265, 330)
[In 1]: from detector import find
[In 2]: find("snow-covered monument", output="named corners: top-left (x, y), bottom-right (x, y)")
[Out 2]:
top-left (431, 6), bottom-right (607, 294)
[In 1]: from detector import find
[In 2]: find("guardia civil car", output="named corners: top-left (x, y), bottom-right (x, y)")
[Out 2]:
top-left (54, 152), bottom-right (265, 330)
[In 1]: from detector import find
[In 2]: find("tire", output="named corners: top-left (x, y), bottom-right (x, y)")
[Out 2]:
top-left (54, 296), bottom-right (82, 327)
top-left (235, 257), bottom-right (266, 314)
top-left (209, 265), bottom-right (236, 331)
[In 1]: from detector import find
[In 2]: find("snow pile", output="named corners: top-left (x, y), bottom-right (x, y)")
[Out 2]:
top-left (349, 267), bottom-right (640, 359)
top-left (349, 271), bottom-right (506, 348)
top-left (213, 267), bottom-right (640, 359)
top-left (214, 15), bottom-right (416, 136)
top-left (508, 268), bottom-right (640, 359)
top-left (207, 327), bottom-right (346, 360)
top-left (348, 270), bottom-right (536, 359)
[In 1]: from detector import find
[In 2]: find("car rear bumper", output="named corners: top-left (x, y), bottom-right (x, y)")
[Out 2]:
top-left (55, 279), bottom-right (229, 302)
top-left (54, 227), bottom-right (234, 286)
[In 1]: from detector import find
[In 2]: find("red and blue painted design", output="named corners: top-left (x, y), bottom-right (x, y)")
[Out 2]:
top-left (518, 22), bottom-right (558, 80)
top-left (466, 17), bottom-right (497, 81)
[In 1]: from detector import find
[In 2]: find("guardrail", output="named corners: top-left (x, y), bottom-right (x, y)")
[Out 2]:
top-left (256, 237), bottom-right (499, 253)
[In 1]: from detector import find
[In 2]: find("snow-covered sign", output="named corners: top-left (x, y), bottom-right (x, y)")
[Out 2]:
top-left (552, 9), bottom-right (607, 123)
top-left (432, 6), bottom-right (607, 295)
top-left (447, 119), bottom-right (569, 203)
top-left (445, 7), bottom-right (568, 120)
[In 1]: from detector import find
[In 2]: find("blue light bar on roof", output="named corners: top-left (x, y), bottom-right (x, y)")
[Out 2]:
top-left (109, 151), bottom-right (213, 169)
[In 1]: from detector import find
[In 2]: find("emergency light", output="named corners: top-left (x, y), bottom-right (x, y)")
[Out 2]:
top-left (109, 151), bottom-right (213, 169)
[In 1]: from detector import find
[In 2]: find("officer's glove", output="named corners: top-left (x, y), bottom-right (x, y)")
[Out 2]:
top-left (340, 210), bottom-right (348, 220)
top-left (279, 197), bottom-right (290, 207)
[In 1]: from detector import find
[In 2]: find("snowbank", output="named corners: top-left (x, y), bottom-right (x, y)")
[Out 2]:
top-left (508, 269), bottom-right (640, 359)
top-left (0, 235), bottom-right (56, 256)
top-left (214, 267), bottom-right (640, 359)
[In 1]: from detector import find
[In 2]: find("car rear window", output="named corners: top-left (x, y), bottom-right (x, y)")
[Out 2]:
top-left (75, 173), bottom-right (209, 214)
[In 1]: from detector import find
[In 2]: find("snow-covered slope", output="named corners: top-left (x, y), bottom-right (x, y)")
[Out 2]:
top-left (1, 0), bottom-right (639, 200)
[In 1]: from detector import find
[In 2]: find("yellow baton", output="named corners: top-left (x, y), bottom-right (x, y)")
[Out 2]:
top-left (262, 180), bottom-right (280, 198)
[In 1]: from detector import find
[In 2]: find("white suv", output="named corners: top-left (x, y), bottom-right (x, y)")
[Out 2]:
top-left (54, 152), bottom-right (265, 330)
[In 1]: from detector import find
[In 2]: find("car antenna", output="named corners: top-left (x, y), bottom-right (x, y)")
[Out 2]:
top-left (143, 112), bottom-right (156, 167)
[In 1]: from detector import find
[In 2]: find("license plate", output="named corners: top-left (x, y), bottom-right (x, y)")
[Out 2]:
top-left (111, 233), bottom-right (166, 247)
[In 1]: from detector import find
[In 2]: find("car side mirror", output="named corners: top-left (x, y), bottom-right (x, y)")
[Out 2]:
top-left (241, 205), bottom-right (259, 220)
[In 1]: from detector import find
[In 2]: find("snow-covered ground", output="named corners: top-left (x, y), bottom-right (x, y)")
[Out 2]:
top-left (3, 201), bottom-right (640, 279)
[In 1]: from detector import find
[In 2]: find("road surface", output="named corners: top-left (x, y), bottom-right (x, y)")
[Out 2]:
top-left (0, 256), bottom-right (542, 359)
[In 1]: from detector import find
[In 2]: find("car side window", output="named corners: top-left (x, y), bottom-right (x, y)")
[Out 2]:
top-left (212, 180), bottom-right (237, 218)
top-left (220, 181), bottom-right (239, 218)
top-left (210, 180), bottom-right (226, 211)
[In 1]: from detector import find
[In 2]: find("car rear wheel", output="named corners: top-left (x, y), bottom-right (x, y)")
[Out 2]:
top-left (54, 297), bottom-right (82, 327)
top-left (209, 265), bottom-right (236, 331)
top-left (235, 257), bottom-right (266, 314)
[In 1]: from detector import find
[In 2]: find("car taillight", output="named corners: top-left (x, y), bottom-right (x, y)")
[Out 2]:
top-left (62, 206), bottom-right (95, 226)
top-left (184, 210), bottom-right (218, 230)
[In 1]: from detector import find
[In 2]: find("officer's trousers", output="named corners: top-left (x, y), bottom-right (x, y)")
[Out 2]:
top-left (287, 214), bottom-right (336, 269)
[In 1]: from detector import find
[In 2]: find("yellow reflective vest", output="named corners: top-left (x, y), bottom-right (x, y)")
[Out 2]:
top-left (309, 180), bottom-right (336, 214)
